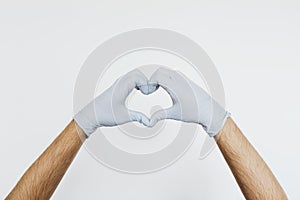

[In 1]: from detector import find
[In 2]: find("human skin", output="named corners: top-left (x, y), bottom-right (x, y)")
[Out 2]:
top-left (5, 119), bottom-right (287, 199)
top-left (5, 120), bottom-right (86, 200)
top-left (215, 117), bottom-right (288, 199)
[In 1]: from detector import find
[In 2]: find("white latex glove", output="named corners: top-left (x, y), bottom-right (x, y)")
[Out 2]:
top-left (74, 69), bottom-right (157, 137)
top-left (147, 68), bottom-right (230, 137)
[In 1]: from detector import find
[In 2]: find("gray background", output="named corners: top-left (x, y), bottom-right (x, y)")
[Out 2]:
top-left (0, 0), bottom-right (299, 199)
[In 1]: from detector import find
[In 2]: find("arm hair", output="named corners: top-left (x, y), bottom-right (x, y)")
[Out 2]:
top-left (215, 117), bottom-right (287, 199)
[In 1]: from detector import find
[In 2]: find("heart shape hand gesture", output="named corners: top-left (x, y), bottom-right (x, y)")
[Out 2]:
top-left (74, 68), bottom-right (230, 137)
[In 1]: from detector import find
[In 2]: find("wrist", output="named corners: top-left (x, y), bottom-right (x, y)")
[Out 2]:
top-left (70, 119), bottom-right (87, 141)
top-left (206, 111), bottom-right (231, 137)
top-left (214, 117), bottom-right (233, 141)
top-left (73, 117), bottom-right (91, 139)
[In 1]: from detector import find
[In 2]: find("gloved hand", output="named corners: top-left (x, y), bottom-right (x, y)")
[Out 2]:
top-left (146, 68), bottom-right (230, 137)
top-left (74, 69), bottom-right (157, 137)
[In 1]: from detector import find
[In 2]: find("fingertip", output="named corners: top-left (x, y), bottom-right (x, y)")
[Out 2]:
top-left (129, 110), bottom-right (151, 127)
top-left (149, 119), bottom-right (157, 127)
top-left (141, 115), bottom-right (151, 127)
top-left (140, 83), bottom-right (159, 95)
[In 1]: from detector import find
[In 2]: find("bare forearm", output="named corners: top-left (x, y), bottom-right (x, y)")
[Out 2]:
top-left (215, 117), bottom-right (287, 199)
top-left (6, 120), bottom-right (86, 200)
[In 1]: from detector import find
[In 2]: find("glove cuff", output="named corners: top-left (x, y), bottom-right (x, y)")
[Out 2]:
top-left (206, 111), bottom-right (231, 137)
top-left (74, 112), bottom-right (99, 138)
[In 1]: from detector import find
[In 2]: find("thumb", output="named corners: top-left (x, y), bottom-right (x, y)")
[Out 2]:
top-left (128, 110), bottom-right (150, 126)
top-left (149, 107), bottom-right (175, 127)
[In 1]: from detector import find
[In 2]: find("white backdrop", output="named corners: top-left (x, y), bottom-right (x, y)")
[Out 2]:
top-left (0, 0), bottom-right (299, 199)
